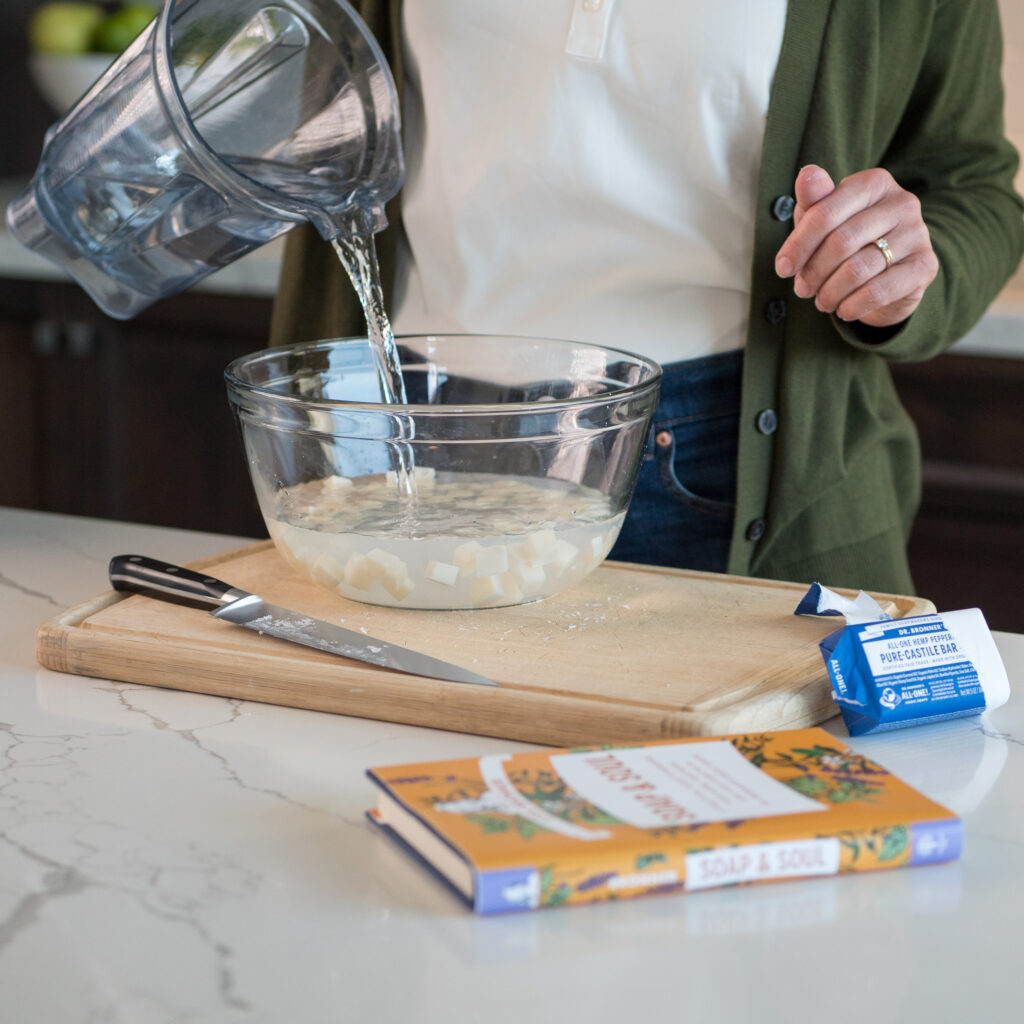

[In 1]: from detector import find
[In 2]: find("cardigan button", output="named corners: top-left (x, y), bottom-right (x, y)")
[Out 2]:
top-left (745, 518), bottom-right (766, 542)
top-left (764, 298), bottom-right (787, 325)
top-left (771, 195), bottom-right (796, 221)
top-left (755, 409), bottom-right (778, 435)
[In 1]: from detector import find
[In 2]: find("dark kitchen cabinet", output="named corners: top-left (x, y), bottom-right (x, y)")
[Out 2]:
top-left (891, 352), bottom-right (1024, 633)
top-left (0, 276), bottom-right (272, 538)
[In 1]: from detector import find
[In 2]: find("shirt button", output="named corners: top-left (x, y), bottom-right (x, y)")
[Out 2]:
top-left (756, 409), bottom-right (778, 435)
top-left (771, 195), bottom-right (796, 221)
top-left (764, 298), bottom-right (787, 325)
top-left (746, 518), bottom-right (766, 542)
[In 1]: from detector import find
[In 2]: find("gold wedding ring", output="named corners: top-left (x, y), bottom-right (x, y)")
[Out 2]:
top-left (875, 237), bottom-right (894, 268)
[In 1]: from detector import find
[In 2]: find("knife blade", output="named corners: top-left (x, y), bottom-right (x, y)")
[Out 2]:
top-left (108, 554), bottom-right (497, 687)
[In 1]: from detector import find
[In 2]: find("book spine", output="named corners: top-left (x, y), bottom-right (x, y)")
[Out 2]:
top-left (908, 817), bottom-right (963, 865)
top-left (682, 818), bottom-right (963, 895)
top-left (474, 866), bottom-right (547, 914)
top-left (471, 817), bottom-right (963, 913)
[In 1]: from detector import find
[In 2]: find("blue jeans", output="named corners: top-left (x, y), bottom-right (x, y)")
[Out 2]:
top-left (608, 350), bottom-right (741, 573)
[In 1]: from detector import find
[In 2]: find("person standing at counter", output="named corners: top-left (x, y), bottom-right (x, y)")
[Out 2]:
top-left (269, 0), bottom-right (1024, 595)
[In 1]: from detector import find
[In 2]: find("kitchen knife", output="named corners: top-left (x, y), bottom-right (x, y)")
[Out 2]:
top-left (108, 554), bottom-right (497, 687)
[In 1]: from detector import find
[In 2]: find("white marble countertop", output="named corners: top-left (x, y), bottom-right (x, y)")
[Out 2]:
top-left (1, 505), bottom-right (1022, 1023)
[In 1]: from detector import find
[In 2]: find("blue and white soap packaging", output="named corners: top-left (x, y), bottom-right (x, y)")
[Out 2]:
top-left (796, 583), bottom-right (1010, 736)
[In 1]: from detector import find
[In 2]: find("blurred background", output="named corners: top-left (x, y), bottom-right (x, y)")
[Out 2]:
top-left (0, 1), bottom-right (1021, 628)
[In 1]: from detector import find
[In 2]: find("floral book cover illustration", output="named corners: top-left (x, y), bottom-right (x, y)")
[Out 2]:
top-left (366, 727), bottom-right (961, 914)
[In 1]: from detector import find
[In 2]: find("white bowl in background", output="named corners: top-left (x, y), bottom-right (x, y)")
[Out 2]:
top-left (29, 52), bottom-right (115, 115)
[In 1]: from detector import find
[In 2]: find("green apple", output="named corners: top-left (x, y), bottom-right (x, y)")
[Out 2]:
top-left (92, 3), bottom-right (160, 54)
top-left (27, 2), bottom-right (105, 55)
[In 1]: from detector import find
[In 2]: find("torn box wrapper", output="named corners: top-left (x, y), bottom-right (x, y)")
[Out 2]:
top-left (795, 583), bottom-right (1010, 736)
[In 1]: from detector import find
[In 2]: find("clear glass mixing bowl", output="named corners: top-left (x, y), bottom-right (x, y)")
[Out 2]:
top-left (225, 335), bottom-right (662, 609)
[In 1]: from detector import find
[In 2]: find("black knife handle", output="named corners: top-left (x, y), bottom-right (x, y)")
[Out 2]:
top-left (109, 554), bottom-right (250, 608)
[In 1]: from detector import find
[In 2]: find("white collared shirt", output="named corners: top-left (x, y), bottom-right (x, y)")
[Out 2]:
top-left (392, 1), bottom-right (786, 365)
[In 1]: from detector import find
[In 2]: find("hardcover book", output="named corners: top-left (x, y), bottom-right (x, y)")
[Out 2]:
top-left (366, 727), bottom-right (961, 914)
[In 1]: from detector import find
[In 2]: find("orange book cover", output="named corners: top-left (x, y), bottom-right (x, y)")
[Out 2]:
top-left (366, 727), bottom-right (961, 914)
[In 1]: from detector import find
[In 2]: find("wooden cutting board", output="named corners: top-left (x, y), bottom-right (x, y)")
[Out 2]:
top-left (36, 541), bottom-right (934, 746)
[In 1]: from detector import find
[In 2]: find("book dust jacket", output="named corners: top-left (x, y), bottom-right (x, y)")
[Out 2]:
top-left (367, 727), bottom-right (961, 913)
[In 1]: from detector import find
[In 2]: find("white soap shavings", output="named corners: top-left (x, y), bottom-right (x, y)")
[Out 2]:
top-left (242, 613), bottom-right (372, 660)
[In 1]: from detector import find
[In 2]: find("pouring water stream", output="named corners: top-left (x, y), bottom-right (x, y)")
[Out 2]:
top-left (331, 231), bottom-right (416, 497)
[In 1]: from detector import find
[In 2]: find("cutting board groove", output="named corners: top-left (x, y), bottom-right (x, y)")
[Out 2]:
top-left (36, 541), bottom-right (934, 746)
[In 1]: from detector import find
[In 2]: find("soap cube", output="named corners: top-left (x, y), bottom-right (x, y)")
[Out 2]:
top-left (380, 567), bottom-right (414, 600)
top-left (364, 547), bottom-right (400, 573)
top-left (500, 573), bottom-right (524, 604)
top-left (425, 560), bottom-right (459, 586)
top-left (471, 575), bottom-right (505, 605)
top-left (364, 547), bottom-right (413, 600)
top-left (344, 554), bottom-right (375, 591)
top-left (514, 561), bottom-right (547, 595)
top-left (321, 474), bottom-right (354, 493)
top-left (548, 538), bottom-right (579, 572)
top-left (474, 544), bottom-right (509, 577)
top-left (310, 553), bottom-right (345, 588)
top-left (454, 541), bottom-right (484, 575)
top-left (511, 541), bottom-right (537, 566)
top-left (523, 529), bottom-right (558, 564)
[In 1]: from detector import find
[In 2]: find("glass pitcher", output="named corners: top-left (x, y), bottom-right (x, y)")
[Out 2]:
top-left (5, 0), bottom-right (403, 319)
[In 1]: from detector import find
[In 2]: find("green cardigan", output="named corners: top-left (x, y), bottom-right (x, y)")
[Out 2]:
top-left (269, 0), bottom-right (1024, 595)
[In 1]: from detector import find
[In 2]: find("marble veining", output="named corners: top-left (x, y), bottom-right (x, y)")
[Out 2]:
top-left (0, 569), bottom-right (63, 608)
top-left (0, 506), bottom-right (1022, 1023)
